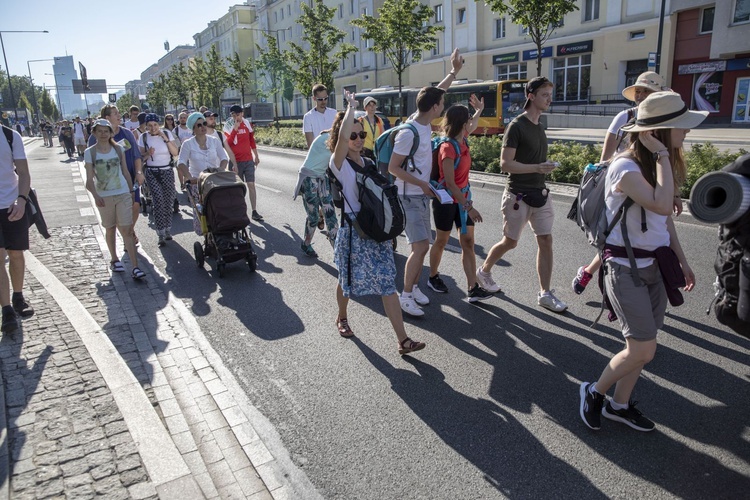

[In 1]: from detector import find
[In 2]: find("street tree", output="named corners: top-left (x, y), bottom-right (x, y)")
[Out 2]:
top-left (285, 0), bottom-right (356, 96)
top-left (116, 93), bottom-right (135, 114)
top-left (147, 76), bottom-right (168, 115)
top-left (227, 52), bottom-right (253, 105)
top-left (18, 92), bottom-right (34, 116)
top-left (352, 0), bottom-right (442, 120)
top-left (205, 45), bottom-right (230, 110)
top-left (40, 88), bottom-right (56, 119)
top-left (479, 0), bottom-right (578, 76)
top-left (167, 62), bottom-right (192, 109)
top-left (255, 33), bottom-right (291, 119)
top-left (187, 56), bottom-right (209, 109)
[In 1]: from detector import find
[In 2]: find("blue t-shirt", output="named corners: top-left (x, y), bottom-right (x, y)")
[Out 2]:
top-left (88, 127), bottom-right (141, 177)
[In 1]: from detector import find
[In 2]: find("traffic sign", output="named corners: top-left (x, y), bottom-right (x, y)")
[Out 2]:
top-left (109, 93), bottom-right (117, 103)
top-left (648, 52), bottom-right (657, 68)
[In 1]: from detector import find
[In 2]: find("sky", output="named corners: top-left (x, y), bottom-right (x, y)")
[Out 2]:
top-left (2, 0), bottom-right (243, 102)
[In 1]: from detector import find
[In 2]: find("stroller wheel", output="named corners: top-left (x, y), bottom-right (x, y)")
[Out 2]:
top-left (246, 254), bottom-right (257, 273)
top-left (141, 201), bottom-right (148, 214)
top-left (193, 241), bottom-right (204, 268)
top-left (173, 198), bottom-right (180, 214)
top-left (217, 261), bottom-right (226, 278)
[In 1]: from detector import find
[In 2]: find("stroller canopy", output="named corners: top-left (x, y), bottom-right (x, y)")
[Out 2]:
top-left (199, 170), bottom-right (247, 202)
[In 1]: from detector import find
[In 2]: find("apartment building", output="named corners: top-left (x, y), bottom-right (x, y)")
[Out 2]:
top-left (193, 4), bottom-right (257, 113)
top-left (669, 1), bottom-right (750, 124)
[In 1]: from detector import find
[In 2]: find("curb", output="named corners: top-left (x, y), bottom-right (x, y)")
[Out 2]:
top-left (0, 363), bottom-right (8, 500)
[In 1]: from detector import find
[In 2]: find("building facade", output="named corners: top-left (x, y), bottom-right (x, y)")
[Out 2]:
top-left (52, 56), bottom-right (84, 119)
top-left (670, 0), bottom-right (750, 124)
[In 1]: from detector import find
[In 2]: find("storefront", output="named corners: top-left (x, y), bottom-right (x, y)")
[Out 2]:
top-left (492, 52), bottom-right (526, 81)
top-left (674, 57), bottom-right (750, 124)
top-left (552, 40), bottom-right (593, 102)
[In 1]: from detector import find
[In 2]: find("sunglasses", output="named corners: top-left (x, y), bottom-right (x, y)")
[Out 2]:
top-left (194, 122), bottom-right (207, 128)
top-left (349, 131), bottom-right (367, 140)
top-left (513, 193), bottom-right (524, 210)
top-left (315, 97), bottom-right (329, 101)
top-left (166, 118), bottom-right (174, 121)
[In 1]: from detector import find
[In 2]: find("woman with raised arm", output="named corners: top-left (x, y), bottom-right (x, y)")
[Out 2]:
top-left (579, 92), bottom-right (705, 433)
top-left (327, 90), bottom-right (425, 355)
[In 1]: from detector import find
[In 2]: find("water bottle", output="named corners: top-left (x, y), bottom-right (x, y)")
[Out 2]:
top-left (196, 203), bottom-right (203, 215)
top-left (585, 163), bottom-right (597, 173)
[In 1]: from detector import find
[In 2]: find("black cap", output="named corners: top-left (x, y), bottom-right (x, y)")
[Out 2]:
top-left (229, 105), bottom-right (243, 114)
top-left (137, 112), bottom-right (147, 124)
top-left (524, 76), bottom-right (552, 109)
top-left (203, 111), bottom-right (219, 117)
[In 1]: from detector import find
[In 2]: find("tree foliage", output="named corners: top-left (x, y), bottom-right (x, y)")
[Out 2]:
top-left (116, 93), bottom-right (135, 114)
top-left (147, 75), bottom-right (168, 115)
top-left (0, 70), bottom-right (44, 116)
top-left (352, 0), bottom-right (442, 118)
top-left (227, 52), bottom-right (253, 105)
top-left (285, 0), bottom-right (357, 95)
top-left (478, 0), bottom-right (577, 76)
top-left (167, 62), bottom-right (192, 109)
top-left (256, 34), bottom-right (292, 118)
top-left (204, 45), bottom-right (230, 110)
top-left (40, 88), bottom-right (57, 119)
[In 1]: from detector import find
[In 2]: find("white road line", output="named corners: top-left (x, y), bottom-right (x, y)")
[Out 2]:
top-left (256, 183), bottom-right (282, 194)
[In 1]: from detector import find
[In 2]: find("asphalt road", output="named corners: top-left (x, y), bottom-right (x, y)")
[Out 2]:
top-left (29, 141), bottom-right (750, 499)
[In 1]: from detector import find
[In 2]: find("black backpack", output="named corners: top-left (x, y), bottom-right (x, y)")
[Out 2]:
top-left (710, 154), bottom-right (750, 338)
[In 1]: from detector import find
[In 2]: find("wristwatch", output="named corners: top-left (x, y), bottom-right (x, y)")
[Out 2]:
top-left (17, 194), bottom-right (29, 203)
top-left (654, 149), bottom-right (669, 161)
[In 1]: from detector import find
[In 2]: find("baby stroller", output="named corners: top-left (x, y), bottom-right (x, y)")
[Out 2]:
top-left (187, 170), bottom-right (257, 277)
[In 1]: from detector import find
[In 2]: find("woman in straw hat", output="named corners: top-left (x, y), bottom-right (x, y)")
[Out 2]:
top-left (579, 91), bottom-right (707, 433)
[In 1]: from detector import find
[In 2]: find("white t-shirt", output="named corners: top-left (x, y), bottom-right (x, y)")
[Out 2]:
top-left (124, 120), bottom-right (140, 131)
top-left (138, 130), bottom-right (174, 167)
top-left (175, 125), bottom-right (193, 143)
top-left (177, 136), bottom-right (228, 178)
top-left (72, 122), bottom-right (86, 137)
top-left (0, 127), bottom-right (25, 209)
top-left (303, 108), bottom-right (337, 139)
top-left (606, 108), bottom-right (636, 154)
top-left (83, 145), bottom-right (130, 197)
top-left (329, 155), bottom-right (361, 214)
top-left (605, 157), bottom-right (670, 268)
top-left (392, 120), bottom-right (432, 196)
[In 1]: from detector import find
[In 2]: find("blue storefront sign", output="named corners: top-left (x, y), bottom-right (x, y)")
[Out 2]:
top-left (727, 58), bottom-right (750, 71)
top-left (522, 47), bottom-right (552, 61)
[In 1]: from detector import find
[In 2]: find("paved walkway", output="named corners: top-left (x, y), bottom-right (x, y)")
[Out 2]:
top-left (0, 138), bottom-right (314, 499)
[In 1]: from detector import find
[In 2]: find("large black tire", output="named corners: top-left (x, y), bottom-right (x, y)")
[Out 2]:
top-left (193, 241), bottom-right (204, 268)
top-left (246, 254), bottom-right (257, 273)
top-left (217, 261), bottom-right (225, 278)
top-left (173, 198), bottom-right (179, 214)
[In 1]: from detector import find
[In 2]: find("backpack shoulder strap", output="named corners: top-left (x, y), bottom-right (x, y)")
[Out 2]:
top-left (2, 125), bottom-right (14, 153)
top-left (114, 145), bottom-right (126, 172)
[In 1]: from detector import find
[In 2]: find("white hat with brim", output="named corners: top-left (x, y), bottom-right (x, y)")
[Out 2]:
top-left (92, 118), bottom-right (113, 132)
top-left (622, 71), bottom-right (667, 101)
top-left (620, 91), bottom-right (708, 133)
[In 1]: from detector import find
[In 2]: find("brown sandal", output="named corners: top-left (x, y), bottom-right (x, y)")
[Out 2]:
top-left (398, 337), bottom-right (425, 355)
top-left (336, 317), bottom-right (355, 338)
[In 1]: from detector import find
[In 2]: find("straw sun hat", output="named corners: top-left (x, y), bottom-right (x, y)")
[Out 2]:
top-left (622, 71), bottom-right (667, 101)
top-left (620, 91), bottom-right (708, 133)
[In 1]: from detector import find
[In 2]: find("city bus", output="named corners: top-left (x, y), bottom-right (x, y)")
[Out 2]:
top-left (355, 79), bottom-right (527, 135)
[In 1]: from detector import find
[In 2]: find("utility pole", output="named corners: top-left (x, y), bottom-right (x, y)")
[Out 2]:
top-left (655, 0), bottom-right (666, 74)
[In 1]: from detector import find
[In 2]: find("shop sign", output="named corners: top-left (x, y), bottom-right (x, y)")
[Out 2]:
top-left (733, 77), bottom-right (750, 123)
top-left (678, 61), bottom-right (727, 75)
top-left (692, 72), bottom-right (723, 113)
top-left (522, 46), bottom-right (552, 61)
top-left (727, 58), bottom-right (750, 71)
top-left (493, 52), bottom-right (519, 65)
top-left (556, 40), bottom-right (593, 56)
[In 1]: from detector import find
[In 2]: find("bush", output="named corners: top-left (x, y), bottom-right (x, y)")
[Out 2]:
top-left (468, 135), bottom-right (503, 173)
top-left (547, 141), bottom-right (602, 184)
top-left (253, 126), bottom-right (307, 149)
top-left (683, 142), bottom-right (747, 197)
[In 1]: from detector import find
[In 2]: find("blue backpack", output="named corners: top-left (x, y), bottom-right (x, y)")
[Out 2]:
top-left (374, 123), bottom-right (419, 177)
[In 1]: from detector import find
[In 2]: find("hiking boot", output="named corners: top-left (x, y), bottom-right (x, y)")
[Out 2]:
top-left (572, 266), bottom-right (593, 295)
top-left (1, 306), bottom-right (18, 334)
top-left (476, 268), bottom-right (501, 293)
top-left (399, 295), bottom-right (424, 317)
top-left (251, 210), bottom-right (264, 222)
top-left (428, 274), bottom-right (449, 293)
top-left (301, 242), bottom-right (318, 258)
top-left (579, 382), bottom-right (605, 430)
top-left (468, 283), bottom-right (493, 303)
top-left (411, 285), bottom-right (430, 306)
top-left (602, 401), bottom-right (655, 432)
top-left (538, 290), bottom-right (568, 313)
top-left (12, 296), bottom-right (34, 318)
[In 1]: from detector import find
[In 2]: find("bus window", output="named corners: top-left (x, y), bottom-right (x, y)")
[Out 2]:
top-left (475, 90), bottom-right (497, 118)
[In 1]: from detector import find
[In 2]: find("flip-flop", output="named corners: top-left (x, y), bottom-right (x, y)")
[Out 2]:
top-left (132, 267), bottom-right (146, 280)
top-left (110, 261), bottom-right (125, 273)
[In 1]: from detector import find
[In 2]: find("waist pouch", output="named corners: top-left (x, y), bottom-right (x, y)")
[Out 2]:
top-left (509, 187), bottom-right (548, 208)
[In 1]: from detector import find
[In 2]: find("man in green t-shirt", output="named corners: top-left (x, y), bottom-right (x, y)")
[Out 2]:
top-left (475, 76), bottom-right (568, 313)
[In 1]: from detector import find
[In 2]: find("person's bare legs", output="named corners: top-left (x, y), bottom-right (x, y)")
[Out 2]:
top-left (246, 182), bottom-right (257, 212)
top-left (336, 283), bottom-right (349, 319)
top-left (403, 240), bottom-right (429, 293)
top-left (105, 226), bottom-right (118, 262)
top-left (594, 338), bottom-right (657, 403)
top-left (8, 250), bottom-right (25, 293)
top-left (428, 230), bottom-right (451, 277)
top-left (536, 234), bottom-right (553, 293)
top-left (119, 225), bottom-right (139, 269)
top-left (458, 227), bottom-right (478, 288)
top-left (382, 293), bottom-right (408, 343)
top-left (479, 236), bottom-right (517, 274)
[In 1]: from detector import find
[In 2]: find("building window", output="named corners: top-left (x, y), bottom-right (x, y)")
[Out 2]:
top-left (274, 11), bottom-right (278, 22)
top-left (435, 5), bottom-right (443, 22)
top-left (341, 56), bottom-right (346, 71)
top-left (353, 53), bottom-right (357, 68)
top-left (700, 7), bottom-right (714, 33)
top-left (383, 53), bottom-right (388, 66)
top-left (552, 54), bottom-right (591, 101)
top-left (338, 4), bottom-right (343, 18)
top-left (280, 9), bottom-right (284, 19)
top-left (287, 5), bottom-right (291, 15)
top-left (630, 30), bottom-right (645, 40)
top-left (432, 37), bottom-right (440, 56)
top-left (734, 0), bottom-right (750, 23)
top-left (495, 18), bottom-right (506, 39)
top-left (351, 28), bottom-right (356, 41)
top-left (625, 59), bottom-right (648, 87)
top-left (495, 63), bottom-right (527, 81)
top-left (457, 8), bottom-right (466, 24)
top-left (350, 0), bottom-right (355, 13)
top-left (363, 7), bottom-right (367, 16)
top-left (520, 25), bottom-right (529, 35)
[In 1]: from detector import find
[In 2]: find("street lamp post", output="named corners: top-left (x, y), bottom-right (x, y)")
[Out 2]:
top-left (27, 58), bottom-right (55, 123)
top-left (0, 30), bottom-right (49, 125)
top-left (655, 0), bottom-right (666, 74)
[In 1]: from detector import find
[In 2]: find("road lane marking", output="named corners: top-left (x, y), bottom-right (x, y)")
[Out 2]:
top-left (256, 183), bottom-right (282, 194)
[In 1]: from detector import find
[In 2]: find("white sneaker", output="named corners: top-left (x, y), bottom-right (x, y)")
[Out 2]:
top-left (400, 295), bottom-right (425, 317)
top-left (411, 285), bottom-right (430, 306)
top-left (476, 269), bottom-right (501, 293)
top-left (538, 290), bottom-right (568, 313)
